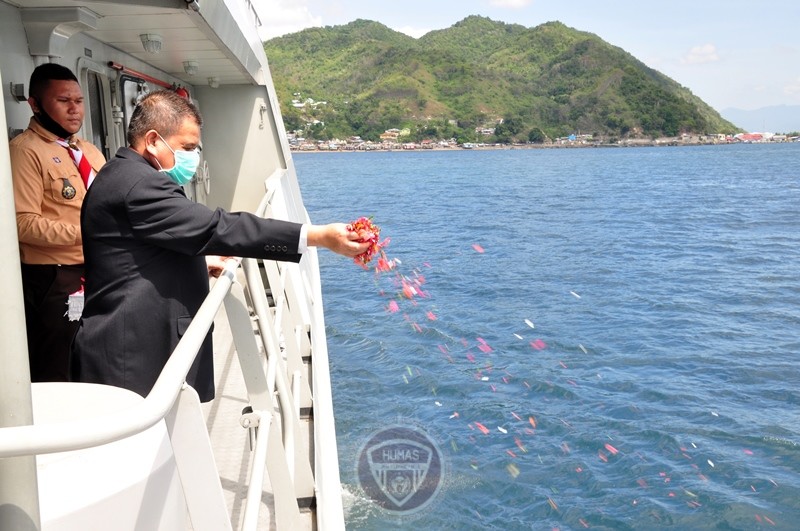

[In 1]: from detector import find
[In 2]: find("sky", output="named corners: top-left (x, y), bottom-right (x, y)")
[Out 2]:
top-left (252, 0), bottom-right (800, 113)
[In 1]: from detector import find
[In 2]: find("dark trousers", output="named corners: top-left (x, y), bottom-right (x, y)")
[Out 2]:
top-left (20, 263), bottom-right (84, 382)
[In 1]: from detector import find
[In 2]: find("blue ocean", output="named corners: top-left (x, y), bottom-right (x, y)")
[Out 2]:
top-left (295, 143), bottom-right (800, 530)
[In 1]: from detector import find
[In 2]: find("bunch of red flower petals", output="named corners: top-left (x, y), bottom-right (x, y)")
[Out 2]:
top-left (348, 216), bottom-right (392, 270)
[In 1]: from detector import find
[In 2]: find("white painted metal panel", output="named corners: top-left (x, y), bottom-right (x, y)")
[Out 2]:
top-left (33, 383), bottom-right (185, 531)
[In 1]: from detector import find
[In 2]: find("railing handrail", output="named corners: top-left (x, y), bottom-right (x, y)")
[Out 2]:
top-left (0, 259), bottom-right (240, 458)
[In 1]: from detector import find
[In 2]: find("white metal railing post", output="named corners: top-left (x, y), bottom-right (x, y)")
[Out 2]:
top-left (292, 371), bottom-right (301, 418)
top-left (240, 409), bottom-right (271, 530)
top-left (0, 65), bottom-right (41, 530)
top-left (241, 258), bottom-right (296, 478)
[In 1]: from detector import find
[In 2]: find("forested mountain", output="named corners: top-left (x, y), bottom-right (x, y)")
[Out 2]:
top-left (263, 16), bottom-right (739, 143)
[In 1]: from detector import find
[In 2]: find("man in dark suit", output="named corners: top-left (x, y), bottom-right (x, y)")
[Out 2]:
top-left (71, 90), bottom-right (369, 402)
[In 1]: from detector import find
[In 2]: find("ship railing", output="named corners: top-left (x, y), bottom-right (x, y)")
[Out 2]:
top-left (0, 175), bottom-right (346, 529)
top-left (258, 169), bottom-right (346, 531)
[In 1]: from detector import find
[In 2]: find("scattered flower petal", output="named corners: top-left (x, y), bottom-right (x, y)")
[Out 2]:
top-left (506, 463), bottom-right (520, 478)
top-left (605, 443), bottom-right (619, 455)
top-left (474, 422), bottom-right (490, 435)
top-left (530, 339), bottom-right (547, 350)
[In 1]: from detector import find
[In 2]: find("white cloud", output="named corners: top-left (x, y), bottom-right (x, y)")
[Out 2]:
top-left (680, 43), bottom-right (720, 65)
top-left (393, 25), bottom-right (432, 39)
top-left (253, 0), bottom-right (323, 40)
top-left (489, 0), bottom-right (533, 7)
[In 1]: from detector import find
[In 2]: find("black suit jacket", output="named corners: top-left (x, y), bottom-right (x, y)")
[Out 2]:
top-left (72, 147), bottom-right (302, 401)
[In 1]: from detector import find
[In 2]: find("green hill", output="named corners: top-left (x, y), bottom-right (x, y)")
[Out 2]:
top-left (264, 16), bottom-right (739, 143)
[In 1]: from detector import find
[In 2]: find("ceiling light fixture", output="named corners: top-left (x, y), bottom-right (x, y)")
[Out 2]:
top-left (183, 60), bottom-right (199, 76)
top-left (139, 33), bottom-right (162, 54)
top-left (208, 76), bottom-right (219, 89)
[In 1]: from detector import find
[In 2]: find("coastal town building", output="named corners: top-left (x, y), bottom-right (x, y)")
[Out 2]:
top-left (285, 127), bottom-right (796, 152)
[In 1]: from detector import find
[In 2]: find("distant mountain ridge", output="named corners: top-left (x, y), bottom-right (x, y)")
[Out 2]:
top-left (264, 16), bottom-right (740, 142)
top-left (720, 105), bottom-right (800, 134)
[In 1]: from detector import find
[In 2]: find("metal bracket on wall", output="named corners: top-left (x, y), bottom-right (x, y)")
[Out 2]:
top-left (259, 102), bottom-right (267, 129)
top-left (10, 83), bottom-right (26, 102)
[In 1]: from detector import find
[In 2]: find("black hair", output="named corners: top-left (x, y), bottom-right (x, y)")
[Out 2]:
top-left (28, 63), bottom-right (79, 100)
top-left (126, 90), bottom-right (203, 146)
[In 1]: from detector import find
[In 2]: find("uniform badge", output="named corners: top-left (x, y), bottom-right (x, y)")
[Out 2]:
top-left (61, 178), bottom-right (76, 200)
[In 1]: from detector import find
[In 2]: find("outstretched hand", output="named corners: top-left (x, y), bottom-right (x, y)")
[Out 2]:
top-left (307, 223), bottom-right (371, 257)
top-left (206, 255), bottom-right (235, 277)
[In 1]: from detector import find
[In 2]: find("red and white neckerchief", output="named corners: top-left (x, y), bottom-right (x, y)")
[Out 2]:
top-left (55, 138), bottom-right (95, 189)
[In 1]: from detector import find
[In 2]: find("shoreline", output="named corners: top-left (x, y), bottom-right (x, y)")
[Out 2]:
top-left (291, 140), bottom-right (794, 154)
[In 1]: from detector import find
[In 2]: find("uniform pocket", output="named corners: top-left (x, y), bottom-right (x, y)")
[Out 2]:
top-left (176, 315), bottom-right (214, 338)
top-left (47, 167), bottom-right (84, 203)
top-left (177, 315), bottom-right (192, 337)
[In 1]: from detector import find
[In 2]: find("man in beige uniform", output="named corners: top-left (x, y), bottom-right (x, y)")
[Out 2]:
top-left (10, 63), bottom-right (106, 381)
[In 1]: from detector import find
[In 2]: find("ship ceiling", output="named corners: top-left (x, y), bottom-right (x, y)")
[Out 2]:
top-left (11, 0), bottom-right (266, 87)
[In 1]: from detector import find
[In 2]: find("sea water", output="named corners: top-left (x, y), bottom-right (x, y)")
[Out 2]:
top-left (295, 143), bottom-right (800, 530)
